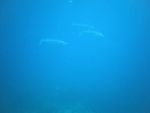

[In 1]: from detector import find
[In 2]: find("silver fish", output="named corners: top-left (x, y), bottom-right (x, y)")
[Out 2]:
top-left (72, 23), bottom-right (95, 29)
top-left (80, 29), bottom-right (104, 37)
top-left (39, 39), bottom-right (68, 46)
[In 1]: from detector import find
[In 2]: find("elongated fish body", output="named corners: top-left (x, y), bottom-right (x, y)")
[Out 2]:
top-left (72, 23), bottom-right (95, 29)
top-left (39, 39), bottom-right (68, 46)
top-left (79, 30), bottom-right (104, 38)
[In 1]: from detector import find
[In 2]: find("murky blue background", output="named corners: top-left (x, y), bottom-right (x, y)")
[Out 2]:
top-left (0, 0), bottom-right (150, 113)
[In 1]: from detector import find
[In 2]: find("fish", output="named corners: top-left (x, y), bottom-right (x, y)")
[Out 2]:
top-left (79, 29), bottom-right (104, 37)
top-left (39, 39), bottom-right (68, 46)
top-left (72, 23), bottom-right (95, 29)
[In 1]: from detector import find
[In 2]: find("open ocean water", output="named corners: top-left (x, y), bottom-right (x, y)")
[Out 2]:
top-left (0, 0), bottom-right (150, 113)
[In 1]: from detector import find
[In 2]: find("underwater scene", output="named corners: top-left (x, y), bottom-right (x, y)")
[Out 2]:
top-left (0, 0), bottom-right (150, 113)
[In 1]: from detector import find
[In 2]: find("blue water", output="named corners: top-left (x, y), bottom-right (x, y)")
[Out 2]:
top-left (0, 0), bottom-right (150, 113)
